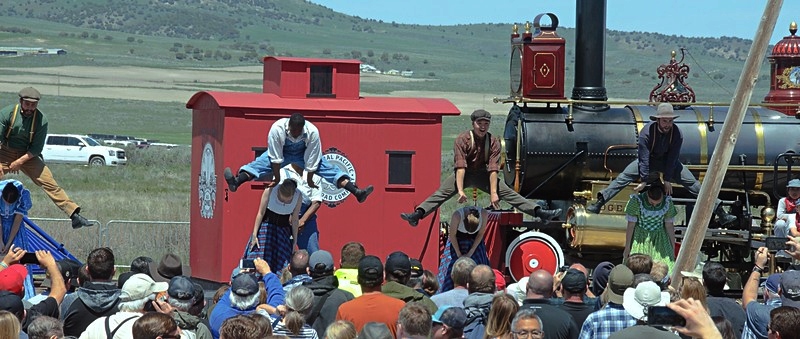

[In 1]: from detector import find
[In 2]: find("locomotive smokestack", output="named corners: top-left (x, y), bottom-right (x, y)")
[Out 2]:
top-left (572, 0), bottom-right (608, 110)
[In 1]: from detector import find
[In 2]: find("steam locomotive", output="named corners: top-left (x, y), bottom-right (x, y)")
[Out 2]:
top-left (496, 0), bottom-right (800, 281)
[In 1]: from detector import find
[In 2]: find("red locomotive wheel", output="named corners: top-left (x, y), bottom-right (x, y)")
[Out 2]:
top-left (505, 231), bottom-right (565, 282)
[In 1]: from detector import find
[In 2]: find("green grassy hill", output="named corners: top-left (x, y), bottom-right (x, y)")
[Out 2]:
top-left (0, 0), bottom-right (773, 101)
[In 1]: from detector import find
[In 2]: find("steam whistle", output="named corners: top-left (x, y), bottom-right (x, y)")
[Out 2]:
top-left (707, 106), bottom-right (715, 132)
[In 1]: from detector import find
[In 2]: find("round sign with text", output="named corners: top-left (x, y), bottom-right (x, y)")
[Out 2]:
top-left (321, 147), bottom-right (356, 207)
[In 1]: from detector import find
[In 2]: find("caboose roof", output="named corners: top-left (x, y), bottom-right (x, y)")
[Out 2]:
top-left (186, 91), bottom-right (461, 116)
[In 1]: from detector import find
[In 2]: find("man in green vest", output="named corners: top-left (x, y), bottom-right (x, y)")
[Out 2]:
top-left (0, 87), bottom-right (91, 229)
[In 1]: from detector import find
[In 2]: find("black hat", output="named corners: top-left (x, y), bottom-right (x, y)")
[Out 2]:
top-left (358, 255), bottom-right (383, 282)
top-left (0, 291), bottom-right (23, 319)
top-left (231, 273), bottom-right (259, 297)
top-left (18, 87), bottom-right (40, 102)
top-left (309, 250), bottom-right (335, 274)
top-left (409, 258), bottom-right (423, 278)
top-left (385, 251), bottom-right (411, 275)
top-left (470, 109), bottom-right (491, 122)
top-left (561, 269), bottom-right (588, 293)
top-left (432, 306), bottom-right (468, 330)
top-left (168, 275), bottom-right (195, 302)
top-left (43, 258), bottom-right (81, 288)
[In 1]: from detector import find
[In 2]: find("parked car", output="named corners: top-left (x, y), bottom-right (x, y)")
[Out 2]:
top-left (41, 134), bottom-right (127, 166)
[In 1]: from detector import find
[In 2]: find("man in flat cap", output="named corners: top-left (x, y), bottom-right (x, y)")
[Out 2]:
top-left (401, 109), bottom-right (561, 226)
top-left (0, 87), bottom-right (91, 229)
top-left (587, 103), bottom-right (736, 225)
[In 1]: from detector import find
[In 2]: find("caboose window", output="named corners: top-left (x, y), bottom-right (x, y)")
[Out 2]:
top-left (309, 65), bottom-right (334, 98)
top-left (387, 151), bottom-right (414, 185)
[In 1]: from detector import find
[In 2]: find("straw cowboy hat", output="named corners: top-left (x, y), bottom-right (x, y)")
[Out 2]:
top-left (649, 103), bottom-right (679, 120)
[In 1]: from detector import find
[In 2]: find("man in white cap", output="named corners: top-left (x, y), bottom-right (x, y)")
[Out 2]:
top-left (587, 103), bottom-right (736, 226)
top-left (0, 87), bottom-right (91, 229)
top-left (608, 281), bottom-right (680, 338)
top-left (78, 273), bottom-right (169, 339)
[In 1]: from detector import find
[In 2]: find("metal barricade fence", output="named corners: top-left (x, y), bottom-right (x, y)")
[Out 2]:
top-left (103, 220), bottom-right (190, 268)
top-left (29, 217), bottom-right (102, 265)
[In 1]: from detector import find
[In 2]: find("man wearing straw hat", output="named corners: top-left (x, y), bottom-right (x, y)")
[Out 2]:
top-left (587, 103), bottom-right (736, 225)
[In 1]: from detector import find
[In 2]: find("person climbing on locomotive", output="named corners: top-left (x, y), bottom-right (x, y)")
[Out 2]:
top-left (587, 103), bottom-right (736, 226)
top-left (774, 179), bottom-right (800, 239)
top-left (623, 175), bottom-right (677, 272)
top-left (224, 113), bottom-right (373, 203)
top-left (437, 206), bottom-right (491, 293)
top-left (400, 109), bottom-right (561, 227)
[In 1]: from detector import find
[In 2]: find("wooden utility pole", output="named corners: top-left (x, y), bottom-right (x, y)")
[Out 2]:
top-left (670, 0), bottom-right (783, 288)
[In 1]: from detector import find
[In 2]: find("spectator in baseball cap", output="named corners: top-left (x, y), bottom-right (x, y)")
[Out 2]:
top-left (336, 256), bottom-right (405, 337)
top-left (431, 306), bottom-right (467, 339)
top-left (558, 269), bottom-right (595, 327)
top-left (381, 251), bottom-right (438, 314)
top-left (167, 275), bottom-right (212, 339)
top-left (304, 250), bottom-right (354, 338)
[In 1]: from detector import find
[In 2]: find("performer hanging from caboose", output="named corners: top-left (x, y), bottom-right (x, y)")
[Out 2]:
top-left (400, 109), bottom-right (561, 227)
top-left (224, 113), bottom-right (373, 203)
top-left (587, 103), bottom-right (737, 225)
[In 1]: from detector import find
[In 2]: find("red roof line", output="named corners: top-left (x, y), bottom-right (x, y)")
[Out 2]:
top-left (186, 91), bottom-right (461, 115)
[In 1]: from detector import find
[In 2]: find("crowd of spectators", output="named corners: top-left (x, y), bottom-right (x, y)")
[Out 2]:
top-left (1, 238), bottom-right (800, 339)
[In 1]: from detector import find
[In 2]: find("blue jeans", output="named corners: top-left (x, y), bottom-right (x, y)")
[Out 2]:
top-left (240, 140), bottom-right (348, 185)
top-left (296, 204), bottom-right (319, 254)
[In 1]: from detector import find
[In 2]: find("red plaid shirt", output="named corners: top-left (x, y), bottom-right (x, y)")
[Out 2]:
top-left (453, 130), bottom-right (501, 172)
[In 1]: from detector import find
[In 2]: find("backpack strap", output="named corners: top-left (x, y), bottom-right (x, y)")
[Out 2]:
top-left (105, 315), bottom-right (138, 338)
top-left (307, 289), bottom-right (335, 326)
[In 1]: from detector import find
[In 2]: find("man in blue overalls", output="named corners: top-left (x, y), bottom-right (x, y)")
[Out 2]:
top-left (224, 113), bottom-right (373, 203)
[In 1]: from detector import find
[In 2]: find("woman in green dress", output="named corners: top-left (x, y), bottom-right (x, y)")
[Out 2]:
top-left (624, 177), bottom-right (677, 272)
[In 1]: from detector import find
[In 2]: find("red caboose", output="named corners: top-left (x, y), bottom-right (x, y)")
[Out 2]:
top-left (187, 57), bottom-right (459, 283)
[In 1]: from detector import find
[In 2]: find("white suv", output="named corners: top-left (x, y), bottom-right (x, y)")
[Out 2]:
top-left (41, 134), bottom-right (127, 166)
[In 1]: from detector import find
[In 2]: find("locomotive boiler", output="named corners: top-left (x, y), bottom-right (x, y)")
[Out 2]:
top-left (496, 0), bottom-right (800, 280)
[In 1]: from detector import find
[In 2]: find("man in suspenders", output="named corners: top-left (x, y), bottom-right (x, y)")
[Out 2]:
top-left (586, 103), bottom-right (736, 225)
top-left (0, 87), bottom-right (91, 229)
top-left (400, 109), bottom-right (561, 227)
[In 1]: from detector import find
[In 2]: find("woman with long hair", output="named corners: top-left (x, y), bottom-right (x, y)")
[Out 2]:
top-left (273, 285), bottom-right (318, 339)
top-left (484, 293), bottom-right (519, 339)
top-left (624, 175), bottom-right (677, 272)
top-left (0, 310), bottom-right (20, 339)
top-left (438, 206), bottom-right (491, 292)
top-left (246, 178), bottom-right (302, 272)
top-left (0, 180), bottom-right (34, 298)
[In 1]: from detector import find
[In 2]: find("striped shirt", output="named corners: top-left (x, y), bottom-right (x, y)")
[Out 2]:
top-left (273, 322), bottom-right (319, 339)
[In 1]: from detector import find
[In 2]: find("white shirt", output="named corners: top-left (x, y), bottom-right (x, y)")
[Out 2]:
top-left (267, 118), bottom-right (322, 172)
top-left (279, 165), bottom-right (322, 206)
